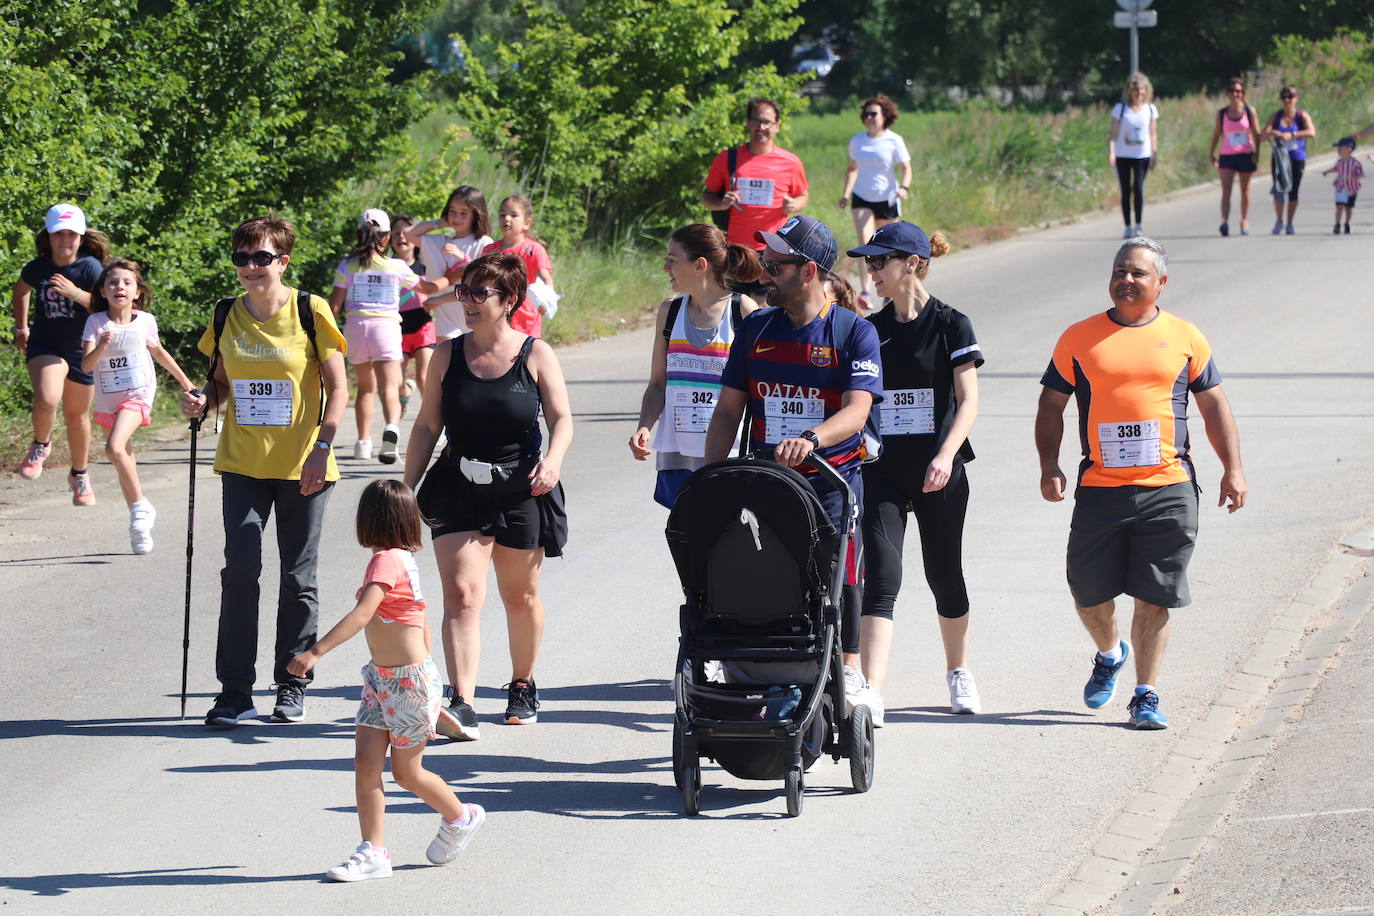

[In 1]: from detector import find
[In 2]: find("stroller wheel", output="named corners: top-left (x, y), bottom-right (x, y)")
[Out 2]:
top-left (785, 765), bottom-right (804, 817)
top-left (681, 761), bottom-right (701, 816)
top-left (848, 704), bottom-right (875, 793)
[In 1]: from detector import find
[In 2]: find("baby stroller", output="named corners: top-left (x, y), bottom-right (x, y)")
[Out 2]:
top-left (666, 451), bottom-right (875, 817)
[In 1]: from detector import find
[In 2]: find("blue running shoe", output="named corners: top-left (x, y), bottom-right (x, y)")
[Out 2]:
top-left (1083, 640), bottom-right (1131, 709)
top-left (1128, 689), bottom-right (1169, 729)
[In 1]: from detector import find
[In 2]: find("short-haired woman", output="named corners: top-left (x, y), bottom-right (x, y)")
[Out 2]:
top-left (839, 93), bottom-right (912, 304)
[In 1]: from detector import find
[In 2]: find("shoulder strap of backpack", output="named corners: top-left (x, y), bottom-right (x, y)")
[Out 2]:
top-left (729, 292), bottom-right (743, 330)
top-left (297, 289), bottom-right (324, 426)
top-left (727, 144), bottom-right (738, 178)
top-left (661, 294), bottom-right (686, 342)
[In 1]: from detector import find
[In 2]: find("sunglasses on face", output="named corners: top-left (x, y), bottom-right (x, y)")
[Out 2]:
top-left (1228, 88), bottom-right (1244, 94)
top-left (1280, 94), bottom-right (1295, 100)
top-left (759, 257), bottom-right (806, 276)
top-left (862, 110), bottom-right (882, 119)
top-left (231, 250), bottom-right (285, 268)
top-left (864, 254), bottom-right (904, 269)
top-left (455, 283), bottom-right (498, 303)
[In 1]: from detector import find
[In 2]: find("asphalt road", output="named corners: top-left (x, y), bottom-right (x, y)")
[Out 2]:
top-left (2, 170), bottom-right (1371, 915)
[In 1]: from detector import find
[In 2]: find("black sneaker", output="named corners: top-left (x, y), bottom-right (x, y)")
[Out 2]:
top-left (205, 691), bottom-right (257, 727)
top-left (1345, 223), bottom-right (1352, 235)
top-left (503, 679), bottom-right (539, 725)
top-left (437, 695), bottom-right (481, 741)
top-left (271, 682), bottom-right (306, 722)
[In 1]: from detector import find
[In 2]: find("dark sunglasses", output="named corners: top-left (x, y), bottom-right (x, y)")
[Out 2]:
top-left (231, 250), bottom-right (285, 268)
top-left (455, 283), bottom-right (498, 303)
top-left (863, 253), bottom-right (905, 269)
top-left (862, 110), bottom-right (882, 119)
top-left (1280, 94), bottom-right (1295, 100)
top-left (759, 257), bottom-right (807, 276)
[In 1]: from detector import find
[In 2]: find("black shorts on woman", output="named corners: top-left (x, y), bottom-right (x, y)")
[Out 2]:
top-left (850, 193), bottom-right (901, 221)
top-left (860, 297), bottom-right (982, 620)
top-left (418, 334), bottom-right (567, 553)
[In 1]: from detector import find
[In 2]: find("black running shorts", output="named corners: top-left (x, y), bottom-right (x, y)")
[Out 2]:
top-left (1066, 481), bottom-right (1198, 609)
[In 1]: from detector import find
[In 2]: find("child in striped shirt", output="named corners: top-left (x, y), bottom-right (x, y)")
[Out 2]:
top-left (1323, 137), bottom-right (1364, 234)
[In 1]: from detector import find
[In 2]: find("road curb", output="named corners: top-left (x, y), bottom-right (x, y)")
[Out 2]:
top-left (1039, 522), bottom-right (1374, 915)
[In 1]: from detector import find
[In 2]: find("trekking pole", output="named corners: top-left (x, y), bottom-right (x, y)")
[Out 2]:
top-left (181, 393), bottom-right (204, 719)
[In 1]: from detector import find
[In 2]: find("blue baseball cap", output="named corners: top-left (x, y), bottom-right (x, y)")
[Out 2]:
top-left (1334, 136), bottom-right (1357, 149)
top-left (847, 221), bottom-right (931, 259)
top-left (755, 215), bottom-right (838, 273)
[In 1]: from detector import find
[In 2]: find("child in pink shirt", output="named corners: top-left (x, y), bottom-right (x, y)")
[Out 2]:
top-left (483, 194), bottom-right (553, 337)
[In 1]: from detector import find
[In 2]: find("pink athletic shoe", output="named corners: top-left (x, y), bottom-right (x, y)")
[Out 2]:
top-left (70, 470), bottom-right (96, 506)
top-left (18, 441), bottom-right (51, 479)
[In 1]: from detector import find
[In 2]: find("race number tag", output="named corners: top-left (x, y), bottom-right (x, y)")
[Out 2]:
top-left (99, 350), bottom-right (148, 395)
top-left (1226, 130), bottom-right (1249, 150)
top-left (879, 387), bottom-right (935, 436)
top-left (1125, 123), bottom-right (1145, 145)
top-left (233, 379), bottom-right (295, 426)
top-left (349, 271), bottom-right (399, 308)
top-left (1098, 419), bottom-right (1161, 468)
top-left (763, 395), bottom-right (824, 442)
top-left (1336, 189), bottom-right (1352, 205)
top-left (737, 177), bottom-right (776, 207)
top-left (670, 387), bottom-right (718, 434)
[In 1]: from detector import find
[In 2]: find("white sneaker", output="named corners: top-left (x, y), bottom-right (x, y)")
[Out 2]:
top-left (326, 841), bottom-right (392, 882)
top-left (426, 804), bottom-right (485, 865)
top-left (842, 664), bottom-right (867, 714)
top-left (129, 500), bottom-right (156, 555)
top-left (378, 425), bottom-right (400, 464)
top-left (850, 683), bottom-right (885, 727)
top-left (947, 667), bottom-right (981, 714)
top-left (353, 440), bottom-right (372, 460)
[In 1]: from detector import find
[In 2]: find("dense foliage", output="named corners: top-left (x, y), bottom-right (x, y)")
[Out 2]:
top-left (0, 0), bottom-right (441, 411)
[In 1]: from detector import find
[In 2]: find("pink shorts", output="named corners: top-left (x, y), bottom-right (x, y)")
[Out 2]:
top-left (401, 321), bottom-right (437, 357)
top-left (94, 400), bottom-right (152, 430)
top-left (344, 315), bottom-right (403, 365)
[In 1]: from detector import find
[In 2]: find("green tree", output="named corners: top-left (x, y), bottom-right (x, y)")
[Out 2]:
top-left (450, 0), bottom-right (808, 249)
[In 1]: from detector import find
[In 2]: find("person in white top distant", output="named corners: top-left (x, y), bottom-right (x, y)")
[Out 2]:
top-left (839, 93), bottom-right (912, 304)
top-left (1108, 72), bottom-right (1160, 239)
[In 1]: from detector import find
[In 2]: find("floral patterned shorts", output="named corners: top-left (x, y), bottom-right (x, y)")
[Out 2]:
top-left (357, 658), bottom-right (443, 749)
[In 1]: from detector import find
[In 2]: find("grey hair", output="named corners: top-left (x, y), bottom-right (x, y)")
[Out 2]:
top-left (1115, 236), bottom-right (1167, 276)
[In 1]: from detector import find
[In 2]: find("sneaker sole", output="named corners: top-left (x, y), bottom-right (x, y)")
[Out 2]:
top-left (271, 709), bottom-right (305, 723)
top-left (436, 708), bottom-right (481, 740)
top-left (206, 709), bottom-right (259, 727)
top-left (503, 713), bottom-right (537, 725)
top-left (426, 808), bottom-right (485, 865)
top-left (951, 704), bottom-right (980, 715)
top-left (326, 867), bottom-right (393, 882)
top-left (1132, 716), bottom-right (1169, 730)
top-left (378, 452), bottom-right (398, 464)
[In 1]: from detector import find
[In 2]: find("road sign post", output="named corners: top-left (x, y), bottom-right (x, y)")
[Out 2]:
top-left (1113, 0), bottom-right (1157, 74)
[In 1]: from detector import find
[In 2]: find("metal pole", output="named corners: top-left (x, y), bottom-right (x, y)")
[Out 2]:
top-left (181, 410), bottom-right (202, 719)
top-left (1130, 23), bottom-right (1139, 73)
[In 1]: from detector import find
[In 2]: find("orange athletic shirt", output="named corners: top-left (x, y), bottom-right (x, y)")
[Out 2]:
top-left (357, 548), bottom-right (427, 626)
top-left (1041, 309), bottom-right (1221, 488)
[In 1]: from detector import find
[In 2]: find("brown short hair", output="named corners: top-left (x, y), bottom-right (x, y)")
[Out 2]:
top-left (356, 480), bottom-right (423, 552)
top-left (861, 93), bottom-right (899, 129)
top-left (232, 215), bottom-right (296, 256)
top-left (747, 97), bottom-right (781, 123)
top-left (464, 251), bottom-right (528, 322)
top-left (91, 258), bottom-right (152, 313)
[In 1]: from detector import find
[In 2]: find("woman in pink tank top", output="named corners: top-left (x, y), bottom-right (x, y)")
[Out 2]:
top-left (1208, 77), bottom-right (1262, 236)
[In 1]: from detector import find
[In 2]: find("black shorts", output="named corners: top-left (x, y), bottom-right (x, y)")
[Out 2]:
top-left (400, 307), bottom-right (433, 336)
top-left (1066, 482), bottom-right (1198, 609)
top-left (851, 193), bottom-right (901, 220)
top-left (26, 331), bottom-right (94, 385)
top-left (420, 457), bottom-right (567, 553)
top-left (1217, 153), bottom-right (1257, 173)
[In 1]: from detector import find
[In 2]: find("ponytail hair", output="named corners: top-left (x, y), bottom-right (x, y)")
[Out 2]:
top-left (916, 230), bottom-right (949, 280)
top-left (35, 227), bottom-right (111, 263)
top-left (348, 220), bottom-right (389, 268)
top-left (668, 222), bottom-right (762, 288)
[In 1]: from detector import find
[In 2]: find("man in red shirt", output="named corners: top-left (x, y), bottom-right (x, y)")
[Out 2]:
top-left (702, 98), bottom-right (810, 250)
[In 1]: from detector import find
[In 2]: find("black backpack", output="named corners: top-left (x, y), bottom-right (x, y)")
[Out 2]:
top-left (710, 146), bottom-right (740, 232)
top-left (209, 289), bottom-right (324, 426)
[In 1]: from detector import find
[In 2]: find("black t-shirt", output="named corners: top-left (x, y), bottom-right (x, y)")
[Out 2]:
top-left (20, 254), bottom-right (103, 344)
top-left (865, 297), bottom-right (984, 481)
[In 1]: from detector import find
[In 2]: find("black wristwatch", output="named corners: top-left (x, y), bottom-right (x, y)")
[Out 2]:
top-left (314, 440), bottom-right (331, 452)
top-left (799, 430), bottom-right (821, 449)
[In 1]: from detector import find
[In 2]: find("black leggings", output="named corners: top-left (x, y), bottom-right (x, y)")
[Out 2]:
top-left (861, 468), bottom-right (970, 620)
top-left (1116, 157), bottom-right (1150, 225)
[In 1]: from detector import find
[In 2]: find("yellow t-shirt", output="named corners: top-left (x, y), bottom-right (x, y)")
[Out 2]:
top-left (197, 289), bottom-right (346, 481)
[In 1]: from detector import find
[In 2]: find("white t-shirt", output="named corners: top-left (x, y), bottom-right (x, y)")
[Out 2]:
top-left (82, 311), bottom-right (160, 413)
top-left (1111, 102), bottom-right (1158, 159)
top-left (848, 131), bottom-right (912, 202)
top-left (421, 232), bottom-right (494, 339)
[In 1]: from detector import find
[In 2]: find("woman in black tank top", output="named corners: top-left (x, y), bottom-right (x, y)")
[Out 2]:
top-left (403, 252), bottom-right (573, 737)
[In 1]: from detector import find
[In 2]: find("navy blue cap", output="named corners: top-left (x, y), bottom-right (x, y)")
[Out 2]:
top-left (755, 215), bottom-right (838, 273)
top-left (1334, 136), bottom-right (1357, 149)
top-left (847, 221), bottom-right (931, 259)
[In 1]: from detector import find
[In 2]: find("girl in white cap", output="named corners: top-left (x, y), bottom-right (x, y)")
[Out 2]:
top-left (330, 209), bottom-right (457, 464)
top-left (80, 259), bottom-right (199, 553)
top-left (12, 204), bottom-right (110, 504)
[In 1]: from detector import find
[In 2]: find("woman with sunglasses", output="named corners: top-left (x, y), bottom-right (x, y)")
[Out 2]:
top-left (1264, 85), bottom-right (1317, 235)
top-left (839, 94), bottom-right (912, 305)
top-left (180, 215), bottom-right (349, 728)
top-left (846, 221), bottom-right (984, 722)
top-left (1208, 77), bottom-right (1262, 236)
top-left (404, 252), bottom-right (572, 740)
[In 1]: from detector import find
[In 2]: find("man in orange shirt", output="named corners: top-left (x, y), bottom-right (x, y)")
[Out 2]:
top-left (702, 97), bottom-right (810, 251)
top-left (1035, 238), bottom-right (1246, 729)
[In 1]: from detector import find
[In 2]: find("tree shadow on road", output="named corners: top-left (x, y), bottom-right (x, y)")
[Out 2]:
top-left (885, 707), bottom-right (1114, 727)
top-left (0, 715), bottom-right (357, 744)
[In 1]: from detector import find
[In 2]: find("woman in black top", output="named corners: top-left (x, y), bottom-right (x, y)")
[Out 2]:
top-left (404, 252), bottom-right (572, 739)
top-left (846, 221), bottom-right (983, 723)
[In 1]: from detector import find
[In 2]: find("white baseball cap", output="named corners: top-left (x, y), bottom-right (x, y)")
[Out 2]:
top-left (45, 204), bottom-right (87, 235)
top-left (359, 208), bottom-right (391, 232)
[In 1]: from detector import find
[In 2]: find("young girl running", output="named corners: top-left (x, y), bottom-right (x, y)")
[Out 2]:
top-left (79, 260), bottom-right (198, 554)
top-left (12, 205), bottom-right (109, 503)
top-left (390, 215), bottom-right (433, 414)
top-left (288, 480), bottom-right (485, 882)
top-left (482, 194), bottom-right (554, 338)
top-left (404, 186), bottom-right (494, 342)
top-left (331, 209), bottom-right (452, 464)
